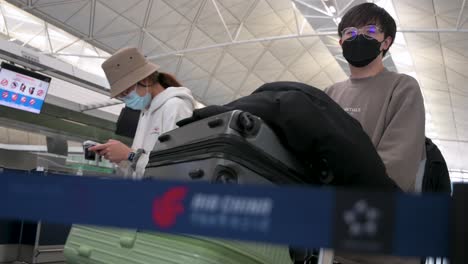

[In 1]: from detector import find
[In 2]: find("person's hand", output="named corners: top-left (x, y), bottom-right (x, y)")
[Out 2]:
top-left (88, 139), bottom-right (132, 163)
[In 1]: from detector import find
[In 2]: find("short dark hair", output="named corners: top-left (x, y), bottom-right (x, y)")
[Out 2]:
top-left (338, 3), bottom-right (396, 56)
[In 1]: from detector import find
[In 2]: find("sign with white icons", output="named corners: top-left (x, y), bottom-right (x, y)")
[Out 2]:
top-left (0, 62), bottom-right (51, 114)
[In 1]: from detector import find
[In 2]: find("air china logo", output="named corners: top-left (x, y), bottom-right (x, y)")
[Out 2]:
top-left (190, 193), bottom-right (273, 233)
top-left (152, 186), bottom-right (188, 228)
top-left (151, 186), bottom-right (274, 234)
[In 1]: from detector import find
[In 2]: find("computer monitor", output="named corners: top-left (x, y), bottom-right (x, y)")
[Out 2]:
top-left (0, 62), bottom-right (51, 114)
top-left (46, 136), bottom-right (68, 156)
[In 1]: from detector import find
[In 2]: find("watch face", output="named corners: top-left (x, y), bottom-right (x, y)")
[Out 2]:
top-left (128, 152), bottom-right (136, 162)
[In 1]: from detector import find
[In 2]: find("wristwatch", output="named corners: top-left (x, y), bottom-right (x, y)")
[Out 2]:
top-left (127, 151), bottom-right (136, 162)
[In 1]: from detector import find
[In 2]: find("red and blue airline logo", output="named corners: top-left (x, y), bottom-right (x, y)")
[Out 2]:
top-left (152, 186), bottom-right (188, 229)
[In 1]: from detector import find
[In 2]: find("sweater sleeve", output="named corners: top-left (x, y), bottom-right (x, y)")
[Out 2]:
top-left (376, 76), bottom-right (426, 191)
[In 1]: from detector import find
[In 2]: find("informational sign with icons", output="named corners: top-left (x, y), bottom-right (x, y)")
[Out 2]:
top-left (0, 62), bottom-right (51, 114)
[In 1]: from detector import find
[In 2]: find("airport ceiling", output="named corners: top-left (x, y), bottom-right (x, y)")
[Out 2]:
top-left (3, 0), bottom-right (468, 172)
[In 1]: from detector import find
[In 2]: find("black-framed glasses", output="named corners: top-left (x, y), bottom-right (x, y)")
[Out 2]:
top-left (341, 25), bottom-right (382, 41)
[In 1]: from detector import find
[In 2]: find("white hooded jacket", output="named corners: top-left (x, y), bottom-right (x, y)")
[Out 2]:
top-left (118, 86), bottom-right (195, 179)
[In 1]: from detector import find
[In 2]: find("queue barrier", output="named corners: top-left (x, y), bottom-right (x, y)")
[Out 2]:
top-left (0, 169), bottom-right (465, 263)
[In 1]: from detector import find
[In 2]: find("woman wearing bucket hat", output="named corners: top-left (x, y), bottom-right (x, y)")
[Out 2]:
top-left (89, 47), bottom-right (195, 178)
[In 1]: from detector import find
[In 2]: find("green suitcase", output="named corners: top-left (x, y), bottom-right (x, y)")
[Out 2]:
top-left (64, 225), bottom-right (292, 264)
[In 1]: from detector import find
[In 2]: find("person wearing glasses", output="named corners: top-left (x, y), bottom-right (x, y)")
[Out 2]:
top-left (325, 3), bottom-right (424, 264)
top-left (89, 47), bottom-right (195, 179)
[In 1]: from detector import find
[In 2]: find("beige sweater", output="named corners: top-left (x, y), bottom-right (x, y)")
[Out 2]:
top-left (325, 69), bottom-right (426, 264)
top-left (325, 69), bottom-right (426, 192)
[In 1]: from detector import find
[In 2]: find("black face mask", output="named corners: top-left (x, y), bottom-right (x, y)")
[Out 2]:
top-left (342, 35), bottom-right (385, 68)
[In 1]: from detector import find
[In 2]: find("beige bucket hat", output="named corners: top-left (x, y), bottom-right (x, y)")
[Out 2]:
top-left (102, 47), bottom-right (160, 98)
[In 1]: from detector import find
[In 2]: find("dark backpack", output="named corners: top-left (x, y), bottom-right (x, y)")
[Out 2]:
top-left (422, 138), bottom-right (451, 193)
top-left (420, 138), bottom-right (451, 263)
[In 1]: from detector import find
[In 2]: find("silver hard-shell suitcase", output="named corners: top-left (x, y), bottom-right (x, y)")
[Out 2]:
top-left (144, 110), bottom-right (308, 184)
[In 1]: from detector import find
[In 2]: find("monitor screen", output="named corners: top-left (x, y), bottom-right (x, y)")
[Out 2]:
top-left (0, 62), bottom-right (51, 114)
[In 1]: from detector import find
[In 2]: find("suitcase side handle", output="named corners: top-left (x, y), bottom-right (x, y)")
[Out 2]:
top-left (230, 111), bottom-right (261, 137)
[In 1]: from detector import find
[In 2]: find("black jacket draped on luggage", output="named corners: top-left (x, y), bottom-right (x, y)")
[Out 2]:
top-left (178, 82), bottom-right (399, 190)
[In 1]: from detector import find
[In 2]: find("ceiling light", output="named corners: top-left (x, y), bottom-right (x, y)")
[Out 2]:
top-left (329, 6), bottom-right (336, 14)
top-left (333, 17), bottom-right (342, 24)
